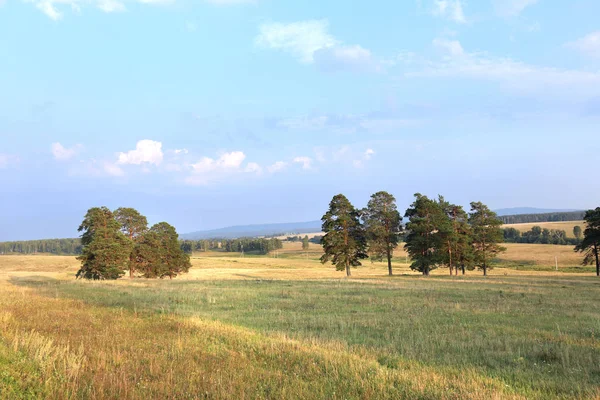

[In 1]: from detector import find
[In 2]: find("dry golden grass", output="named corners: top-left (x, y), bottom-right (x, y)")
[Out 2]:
top-left (502, 221), bottom-right (584, 237)
top-left (499, 243), bottom-right (584, 269)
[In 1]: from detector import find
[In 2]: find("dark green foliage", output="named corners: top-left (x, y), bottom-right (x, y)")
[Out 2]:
top-left (140, 222), bottom-right (191, 279)
top-left (403, 194), bottom-right (447, 276)
top-left (115, 207), bottom-right (148, 278)
top-left (362, 191), bottom-right (402, 275)
top-left (500, 211), bottom-right (585, 224)
top-left (573, 225), bottom-right (583, 242)
top-left (320, 194), bottom-right (368, 276)
top-left (502, 226), bottom-right (577, 245)
top-left (179, 238), bottom-right (282, 254)
top-left (439, 198), bottom-right (473, 275)
top-left (575, 208), bottom-right (600, 276)
top-left (76, 207), bottom-right (132, 280)
top-left (469, 202), bottom-right (506, 276)
top-left (0, 238), bottom-right (82, 255)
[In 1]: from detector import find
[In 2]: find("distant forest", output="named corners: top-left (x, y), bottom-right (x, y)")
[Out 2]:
top-left (500, 211), bottom-right (585, 224)
top-left (0, 238), bottom-right (82, 255)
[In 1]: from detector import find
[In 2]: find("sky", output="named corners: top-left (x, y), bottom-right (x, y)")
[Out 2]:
top-left (1, 0), bottom-right (600, 240)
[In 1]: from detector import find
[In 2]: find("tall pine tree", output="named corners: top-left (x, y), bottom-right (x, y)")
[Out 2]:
top-left (114, 207), bottom-right (148, 278)
top-left (439, 198), bottom-right (473, 275)
top-left (469, 202), bottom-right (505, 276)
top-left (362, 191), bottom-right (403, 276)
top-left (76, 207), bottom-right (131, 280)
top-left (404, 194), bottom-right (447, 276)
top-left (575, 208), bottom-right (600, 276)
top-left (320, 194), bottom-right (368, 277)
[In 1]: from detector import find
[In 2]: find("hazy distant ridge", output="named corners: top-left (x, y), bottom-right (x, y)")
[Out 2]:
top-left (182, 207), bottom-right (584, 240)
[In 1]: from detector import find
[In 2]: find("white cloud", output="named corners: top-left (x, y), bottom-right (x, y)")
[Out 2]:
top-left (433, 38), bottom-right (464, 56)
top-left (245, 162), bottom-right (262, 174)
top-left (189, 151), bottom-right (246, 174)
top-left (267, 161), bottom-right (287, 173)
top-left (25, 0), bottom-right (179, 20)
top-left (432, 0), bottom-right (466, 23)
top-left (568, 31), bottom-right (600, 58)
top-left (353, 148), bottom-right (376, 168)
top-left (293, 156), bottom-right (312, 170)
top-left (51, 142), bottom-right (82, 161)
top-left (403, 40), bottom-right (600, 98)
top-left (492, 0), bottom-right (538, 17)
top-left (104, 162), bottom-right (125, 177)
top-left (173, 148), bottom-right (189, 155)
top-left (118, 140), bottom-right (164, 166)
top-left (314, 45), bottom-right (381, 72)
top-left (255, 20), bottom-right (339, 63)
top-left (255, 20), bottom-right (380, 72)
top-left (97, 0), bottom-right (125, 12)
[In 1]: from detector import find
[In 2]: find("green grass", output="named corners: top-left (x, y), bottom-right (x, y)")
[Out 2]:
top-left (12, 274), bottom-right (600, 399)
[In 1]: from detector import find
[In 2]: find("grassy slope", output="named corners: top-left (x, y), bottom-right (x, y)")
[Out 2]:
top-left (0, 250), bottom-right (598, 399)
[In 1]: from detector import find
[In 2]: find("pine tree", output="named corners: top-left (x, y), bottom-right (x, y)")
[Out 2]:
top-left (362, 191), bottom-right (403, 276)
top-left (573, 226), bottom-right (583, 242)
top-left (575, 208), bottom-right (600, 276)
top-left (469, 202), bottom-right (505, 276)
top-left (320, 194), bottom-right (368, 277)
top-left (438, 198), bottom-right (473, 275)
top-left (114, 207), bottom-right (148, 278)
top-left (146, 222), bottom-right (191, 279)
top-left (403, 194), bottom-right (447, 276)
top-left (76, 207), bottom-right (131, 280)
top-left (302, 235), bottom-right (310, 250)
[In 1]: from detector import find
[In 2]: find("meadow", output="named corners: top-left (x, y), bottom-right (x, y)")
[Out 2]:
top-left (502, 221), bottom-right (585, 238)
top-left (0, 243), bottom-right (598, 399)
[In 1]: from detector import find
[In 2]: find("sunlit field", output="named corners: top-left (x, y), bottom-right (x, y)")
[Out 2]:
top-left (502, 221), bottom-right (585, 238)
top-left (0, 243), bottom-right (598, 399)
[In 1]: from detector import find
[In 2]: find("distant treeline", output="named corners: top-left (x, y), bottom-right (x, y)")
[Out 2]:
top-left (180, 237), bottom-right (283, 255)
top-left (500, 211), bottom-right (585, 224)
top-left (502, 226), bottom-right (582, 245)
top-left (0, 238), bottom-right (82, 255)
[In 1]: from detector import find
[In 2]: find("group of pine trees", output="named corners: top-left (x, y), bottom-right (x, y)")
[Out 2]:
top-left (320, 192), bottom-right (506, 277)
top-left (502, 226), bottom-right (581, 245)
top-left (76, 207), bottom-right (190, 280)
top-left (179, 238), bottom-right (283, 254)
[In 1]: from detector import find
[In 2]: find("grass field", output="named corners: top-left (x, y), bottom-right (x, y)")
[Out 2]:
top-left (0, 245), bottom-right (598, 399)
top-left (502, 221), bottom-right (585, 238)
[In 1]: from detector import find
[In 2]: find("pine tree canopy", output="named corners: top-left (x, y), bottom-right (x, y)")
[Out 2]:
top-left (320, 194), bottom-right (368, 276)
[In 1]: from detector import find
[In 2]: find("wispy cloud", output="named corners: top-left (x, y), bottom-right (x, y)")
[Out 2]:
top-left (25, 0), bottom-right (249, 20)
top-left (492, 0), bottom-right (538, 17)
top-left (51, 142), bottom-right (82, 161)
top-left (431, 0), bottom-right (466, 24)
top-left (402, 39), bottom-right (600, 99)
top-left (267, 161), bottom-right (287, 173)
top-left (567, 31), bottom-right (600, 58)
top-left (255, 19), bottom-right (381, 72)
top-left (293, 156), bottom-right (313, 170)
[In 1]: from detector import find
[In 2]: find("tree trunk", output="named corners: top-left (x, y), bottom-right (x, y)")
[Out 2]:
top-left (483, 265), bottom-right (487, 276)
top-left (387, 246), bottom-right (393, 276)
top-left (595, 243), bottom-right (599, 277)
top-left (448, 241), bottom-right (453, 276)
top-left (461, 265), bottom-right (465, 275)
top-left (346, 259), bottom-right (351, 277)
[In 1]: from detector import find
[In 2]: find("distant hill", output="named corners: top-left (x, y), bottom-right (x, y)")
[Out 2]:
top-left (181, 220), bottom-right (322, 240)
top-left (494, 207), bottom-right (579, 216)
top-left (181, 208), bottom-right (586, 240)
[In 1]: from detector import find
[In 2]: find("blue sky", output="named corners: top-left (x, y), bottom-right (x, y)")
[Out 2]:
top-left (1, 0), bottom-right (600, 240)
